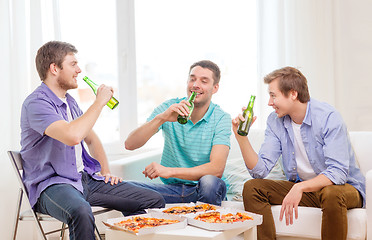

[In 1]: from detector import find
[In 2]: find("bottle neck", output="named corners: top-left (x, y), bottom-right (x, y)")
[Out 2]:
top-left (83, 76), bottom-right (98, 94)
top-left (248, 96), bottom-right (256, 109)
top-left (248, 101), bottom-right (255, 109)
top-left (83, 76), bottom-right (98, 87)
top-left (189, 91), bottom-right (197, 102)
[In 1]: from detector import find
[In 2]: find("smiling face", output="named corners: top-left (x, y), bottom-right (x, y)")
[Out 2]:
top-left (268, 78), bottom-right (297, 118)
top-left (187, 66), bottom-right (219, 108)
top-left (56, 53), bottom-right (81, 91)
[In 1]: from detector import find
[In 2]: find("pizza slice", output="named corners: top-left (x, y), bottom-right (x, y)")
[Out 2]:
top-left (194, 211), bottom-right (253, 223)
top-left (113, 216), bottom-right (180, 233)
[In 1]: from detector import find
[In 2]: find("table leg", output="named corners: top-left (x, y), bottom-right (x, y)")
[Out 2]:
top-left (243, 226), bottom-right (257, 240)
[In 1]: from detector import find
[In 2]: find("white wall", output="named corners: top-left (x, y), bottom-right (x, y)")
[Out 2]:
top-left (333, 0), bottom-right (372, 131)
top-left (258, 0), bottom-right (372, 131)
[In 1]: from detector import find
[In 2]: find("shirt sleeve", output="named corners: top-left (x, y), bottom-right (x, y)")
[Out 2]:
top-left (212, 113), bottom-right (232, 148)
top-left (25, 96), bottom-right (65, 136)
top-left (319, 111), bottom-right (350, 185)
top-left (249, 113), bottom-right (282, 178)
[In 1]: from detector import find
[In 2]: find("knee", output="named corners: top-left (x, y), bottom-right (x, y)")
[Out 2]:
top-left (199, 175), bottom-right (225, 192)
top-left (243, 178), bottom-right (264, 198)
top-left (67, 202), bottom-right (94, 224)
top-left (319, 185), bottom-right (346, 208)
top-left (152, 192), bottom-right (166, 208)
top-left (198, 175), bottom-right (226, 204)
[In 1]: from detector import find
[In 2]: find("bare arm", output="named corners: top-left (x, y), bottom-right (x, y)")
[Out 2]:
top-left (294, 174), bottom-right (333, 193)
top-left (125, 100), bottom-right (191, 150)
top-left (125, 116), bottom-right (165, 150)
top-left (84, 130), bottom-right (109, 174)
top-left (45, 85), bottom-right (113, 146)
top-left (143, 144), bottom-right (229, 181)
top-left (84, 129), bottom-right (123, 185)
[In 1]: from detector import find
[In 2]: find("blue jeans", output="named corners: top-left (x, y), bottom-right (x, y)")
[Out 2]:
top-left (34, 172), bottom-right (165, 240)
top-left (130, 175), bottom-right (227, 206)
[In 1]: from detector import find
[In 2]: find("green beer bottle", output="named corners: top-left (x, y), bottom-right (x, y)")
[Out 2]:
top-left (83, 76), bottom-right (119, 110)
top-left (237, 95), bottom-right (256, 136)
top-left (177, 91), bottom-right (197, 124)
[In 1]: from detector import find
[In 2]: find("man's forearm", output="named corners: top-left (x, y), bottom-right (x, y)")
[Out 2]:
top-left (125, 116), bottom-right (165, 150)
top-left (85, 131), bottom-right (110, 174)
top-left (69, 101), bottom-right (105, 142)
top-left (167, 163), bottom-right (224, 181)
top-left (45, 101), bottom-right (106, 146)
top-left (295, 174), bottom-right (333, 193)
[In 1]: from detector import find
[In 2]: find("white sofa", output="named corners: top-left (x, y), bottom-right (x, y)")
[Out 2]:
top-left (109, 130), bottom-right (372, 240)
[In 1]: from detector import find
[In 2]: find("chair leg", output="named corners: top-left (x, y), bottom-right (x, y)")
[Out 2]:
top-left (31, 211), bottom-right (48, 240)
top-left (12, 188), bottom-right (23, 240)
top-left (60, 222), bottom-right (66, 240)
top-left (94, 224), bottom-right (103, 240)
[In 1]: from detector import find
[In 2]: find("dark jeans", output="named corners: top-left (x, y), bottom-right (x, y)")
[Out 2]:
top-left (129, 175), bottom-right (227, 206)
top-left (34, 172), bottom-right (165, 240)
top-left (242, 179), bottom-right (363, 240)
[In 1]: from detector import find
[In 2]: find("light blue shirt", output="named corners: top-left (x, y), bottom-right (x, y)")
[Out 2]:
top-left (147, 98), bottom-right (231, 185)
top-left (249, 98), bottom-right (366, 206)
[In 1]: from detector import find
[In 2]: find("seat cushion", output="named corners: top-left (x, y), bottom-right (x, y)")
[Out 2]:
top-left (222, 201), bottom-right (366, 240)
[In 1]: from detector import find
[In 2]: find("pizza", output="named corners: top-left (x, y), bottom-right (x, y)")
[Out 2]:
top-left (113, 216), bottom-right (180, 233)
top-left (162, 203), bottom-right (217, 214)
top-left (194, 211), bottom-right (253, 223)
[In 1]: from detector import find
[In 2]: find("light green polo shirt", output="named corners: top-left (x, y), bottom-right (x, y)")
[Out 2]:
top-left (147, 98), bottom-right (232, 185)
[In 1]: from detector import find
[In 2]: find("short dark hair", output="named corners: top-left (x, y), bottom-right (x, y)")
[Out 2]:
top-left (189, 60), bottom-right (221, 85)
top-left (35, 41), bottom-right (78, 81)
top-left (264, 66), bottom-right (310, 103)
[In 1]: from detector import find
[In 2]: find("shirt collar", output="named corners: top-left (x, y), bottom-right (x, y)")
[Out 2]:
top-left (283, 98), bottom-right (312, 128)
top-left (40, 82), bottom-right (72, 107)
top-left (200, 102), bottom-right (216, 123)
top-left (302, 98), bottom-right (312, 126)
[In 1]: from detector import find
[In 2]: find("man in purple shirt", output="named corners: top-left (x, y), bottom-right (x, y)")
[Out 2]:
top-left (20, 41), bottom-right (165, 240)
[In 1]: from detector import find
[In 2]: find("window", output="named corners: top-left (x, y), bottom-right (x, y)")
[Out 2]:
top-left (58, 0), bottom-right (120, 144)
top-left (135, 0), bottom-right (257, 124)
top-left (56, 0), bottom-right (257, 153)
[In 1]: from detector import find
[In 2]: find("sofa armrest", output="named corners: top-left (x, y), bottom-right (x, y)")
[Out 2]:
top-left (366, 169), bottom-right (372, 240)
top-left (109, 149), bottom-right (162, 183)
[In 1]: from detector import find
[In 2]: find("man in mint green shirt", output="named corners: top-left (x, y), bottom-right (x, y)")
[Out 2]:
top-left (125, 60), bottom-right (231, 205)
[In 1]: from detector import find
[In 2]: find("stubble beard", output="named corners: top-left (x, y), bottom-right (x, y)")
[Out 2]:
top-left (57, 76), bottom-right (77, 91)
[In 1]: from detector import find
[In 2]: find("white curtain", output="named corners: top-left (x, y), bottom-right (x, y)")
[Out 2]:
top-left (1, 0), bottom-right (28, 237)
top-left (0, 0), bottom-right (58, 238)
top-left (257, 0), bottom-right (336, 125)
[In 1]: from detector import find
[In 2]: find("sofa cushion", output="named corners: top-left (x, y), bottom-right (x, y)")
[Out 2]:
top-left (221, 201), bottom-right (367, 240)
top-left (272, 206), bottom-right (366, 240)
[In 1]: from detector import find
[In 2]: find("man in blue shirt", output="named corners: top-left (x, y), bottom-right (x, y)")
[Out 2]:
top-left (20, 41), bottom-right (165, 240)
top-left (125, 60), bottom-right (231, 206)
top-left (232, 66), bottom-right (365, 240)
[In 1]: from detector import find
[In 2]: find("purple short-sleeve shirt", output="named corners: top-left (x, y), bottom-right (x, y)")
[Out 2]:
top-left (20, 83), bottom-right (104, 207)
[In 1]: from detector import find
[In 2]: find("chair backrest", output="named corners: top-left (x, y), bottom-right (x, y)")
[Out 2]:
top-left (8, 151), bottom-right (27, 193)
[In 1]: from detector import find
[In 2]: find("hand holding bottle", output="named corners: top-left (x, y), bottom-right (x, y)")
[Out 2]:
top-left (158, 99), bottom-right (192, 123)
top-left (83, 76), bottom-right (119, 110)
top-left (232, 108), bottom-right (257, 137)
top-left (95, 84), bottom-right (114, 108)
top-left (177, 91), bottom-right (197, 124)
top-left (236, 95), bottom-right (256, 136)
